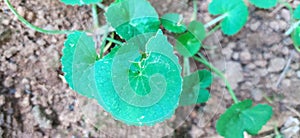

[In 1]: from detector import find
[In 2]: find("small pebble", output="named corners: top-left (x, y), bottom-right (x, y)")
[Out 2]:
top-left (281, 9), bottom-right (291, 21)
top-left (240, 50), bottom-right (252, 63)
top-left (0, 96), bottom-right (5, 107)
top-left (250, 21), bottom-right (261, 31)
top-left (251, 88), bottom-right (263, 101)
top-left (296, 71), bottom-right (300, 78)
top-left (268, 58), bottom-right (286, 72)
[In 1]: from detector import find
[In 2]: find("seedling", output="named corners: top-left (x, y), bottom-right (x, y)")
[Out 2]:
top-left (4, 0), bottom-right (275, 137)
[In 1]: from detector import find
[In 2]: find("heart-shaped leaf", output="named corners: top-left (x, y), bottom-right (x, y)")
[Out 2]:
top-left (216, 100), bottom-right (273, 138)
top-left (161, 13), bottom-right (187, 33)
top-left (105, 0), bottom-right (160, 40)
top-left (94, 30), bottom-right (182, 125)
top-left (249, 0), bottom-right (278, 9)
top-left (294, 5), bottom-right (300, 19)
top-left (60, 0), bottom-right (102, 6)
top-left (208, 0), bottom-right (249, 35)
top-left (61, 31), bottom-right (98, 98)
top-left (175, 21), bottom-right (206, 57)
top-left (179, 70), bottom-right (213, 106)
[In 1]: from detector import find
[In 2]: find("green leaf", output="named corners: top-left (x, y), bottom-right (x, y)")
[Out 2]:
top-left (216, 100), bottom-right (273, 138)
top-left (105, 0), bottom-right (160, 40)
top-left (179, 70), bottom-right (213, 106)
top-left (161, 13), bottom-right (187, 33)
top-left (249, 0), bottom-right (278, 9)
top-left (292, 27), bottom-right (300, 47)
top-left (208, 0), bottom-right (249, 35)
top-left (60, 0), bottom-right (102, 6)
top-left (95, 30), bottom-right (182, 125)
top-left (294, 5), bottom-right (300, 19)
top-left (175, 21), bottom-right (206, 57)
top-left (61, 31), bottom-right (98, 98)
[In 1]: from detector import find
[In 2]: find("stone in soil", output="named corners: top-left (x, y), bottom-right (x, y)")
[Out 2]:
top-left (32, 105), bottom-right (52, 129)
top-left (240, 50), bottom-right (252, 63)
top-left (0, 95), bottom-right (5, 107)
top-left (251, 88), bottom-right (263, 101)
top-left (225, 61), bottom-right (244, 89)
top-left (268, 58), bottom-right (286, 72)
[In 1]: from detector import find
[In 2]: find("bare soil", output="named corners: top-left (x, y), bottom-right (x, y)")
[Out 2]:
top-left (1, 0), bottom-right (300, 137)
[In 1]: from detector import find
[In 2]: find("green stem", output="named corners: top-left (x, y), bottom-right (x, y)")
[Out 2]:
top-left (191, 0), bottom-right (198, 21)
top-left (4, 0), bottom-right (72, 34)
top-left (183, 57), bottom-right (191, 76)
top-left (204, 13), bottom-right (228, 29)
top-left (92, 4), bottom-right (99, 29)
top-left (285, 20), bottom-right (300, 36)
top-left (105, 37), bottom-right (123, 45)
top-left (206, 24), bottom-right (221, 37)
top-left (97, 3), bottom-right (107, 11)
top-left (193, 55), bottom-right (239, 104)
top-left (103, 33), bottom-right (114, 53)
top-left (99, 35), bottom-right (108, 59)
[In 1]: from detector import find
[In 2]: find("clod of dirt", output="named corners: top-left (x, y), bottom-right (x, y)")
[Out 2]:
top-left (225, 61), bottom-right (244, 89)
top-left (0, 95), bottom-right (5, 107)
top-left (32, 105), bottom-right (52, 129)
top-left (281, 116), bottom-right (300, 138)
top-left (268, 58), bottom-right (286, 72)
top-left (251, 88), bottom-right (263, 101)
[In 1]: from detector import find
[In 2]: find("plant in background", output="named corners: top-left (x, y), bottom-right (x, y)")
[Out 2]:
top-left (4, 0), bottom-right (277, 137)
top-left (284, 4), bottom-right (300, 52)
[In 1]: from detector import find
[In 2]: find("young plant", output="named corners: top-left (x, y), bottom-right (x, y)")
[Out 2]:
top-left (284, 4), bottom-right (300, 52)
top-left (4, 0), bottom-right (274, 137)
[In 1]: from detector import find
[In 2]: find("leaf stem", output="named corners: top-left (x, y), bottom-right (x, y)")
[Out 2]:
top-left (4, 0), bottom-right (72, 34)
top-left (97, 3), bottom-right (107, 11)
top-left (206, 24), bottom-right (221, 37)
top-left (204, 13), bottom-right (228, 29)
top-left (103, 33), bottom-right (114, 53)
top-left (193, 55), bottom-right (239, 104)
top-left (99, 35), bottom-right (108, 59)
top-left (105, 37), bottom-right (123, 45)
top-left (191, 0), bottom-right (198, 21)
top-left (92, 4), bottom-right (99, 29)
top-left (183, 57), bottom-right (191, 76)
top-left (284, 20), bottom-right (300, 36)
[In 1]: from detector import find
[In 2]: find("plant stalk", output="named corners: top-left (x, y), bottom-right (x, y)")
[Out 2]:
top-left (97, 3), bottom-right (107, 11)
top-left (105, 37), bottom-right (123, 45)
top-left (193, 55), bottom-right (239, 104)
top-left (204, 13), bottom-right (228, 29)
top-left (191, 0), bottom-right (198, 21)
top-left (92, 4), bottom-right (99, 29)
top-left (183, 57), bottom-right (191, 76)
top-left (4, 0), bottom-right (72, 34)
top-left (206, 24), bottom-right (221, 37)
top-left (285, 20), bottom-right (300, 36)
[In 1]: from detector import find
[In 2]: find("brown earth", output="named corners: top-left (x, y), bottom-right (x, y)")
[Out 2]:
top-left (1, 0), bottom-right (300, 137)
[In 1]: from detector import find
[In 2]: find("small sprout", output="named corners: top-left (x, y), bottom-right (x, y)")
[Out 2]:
top-left (60, 0), bottom-right (102, 6)
top-left (216, 100), bottom-right (273, 138)
top-left (161, 13), bottom-right (187, 33)
top-left (175, 21), bottom-right (206, 57)
top-left (208, 0), bottom-right (249, 35)
top-left (179, 70), bottom-right (213, 106)
top-left (249, 0), bottom-right (278, 9)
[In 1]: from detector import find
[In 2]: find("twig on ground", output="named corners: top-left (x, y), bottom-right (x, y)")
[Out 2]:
top-left (276, 50), bottom-right (296, 88)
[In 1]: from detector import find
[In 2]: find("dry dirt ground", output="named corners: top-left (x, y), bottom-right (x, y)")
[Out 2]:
top-left (1, 0), bottom-right (300, 137)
